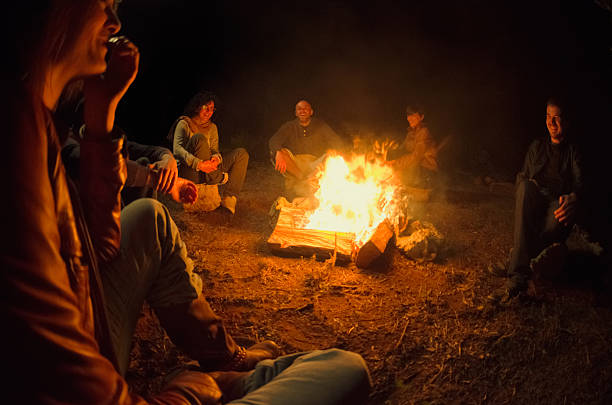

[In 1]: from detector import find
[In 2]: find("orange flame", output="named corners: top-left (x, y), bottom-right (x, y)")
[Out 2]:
top-left (304, 153), bottom-right (400, 247)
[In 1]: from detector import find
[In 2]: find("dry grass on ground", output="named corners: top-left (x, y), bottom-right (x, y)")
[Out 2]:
top-left (127, 161), bottom-right (612, 404)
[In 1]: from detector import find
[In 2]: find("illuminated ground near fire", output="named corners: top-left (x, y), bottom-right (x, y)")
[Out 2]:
top-left (128, 162), bottom-right (612, 405)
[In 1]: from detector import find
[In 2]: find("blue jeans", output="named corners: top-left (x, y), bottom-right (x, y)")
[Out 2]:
top-left (100, 198), bottom-right (204, 375)
top-left (229, 349), bottom-right (372, 405)
top-left (509, 179), bottom-right (572, 277)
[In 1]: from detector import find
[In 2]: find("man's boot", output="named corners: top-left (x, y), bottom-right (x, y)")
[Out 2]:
top-left (155, 296), bottom-right (279, 371)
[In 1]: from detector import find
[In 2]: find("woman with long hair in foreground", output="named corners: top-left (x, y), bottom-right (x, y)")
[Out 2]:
top-left (1, 1), bottom-right (371, 404)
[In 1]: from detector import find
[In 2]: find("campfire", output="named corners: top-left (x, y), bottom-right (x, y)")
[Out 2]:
top-left (268, 150), bottom-right (412, 267)
top-left (304, 154), bottom-right (400, 247)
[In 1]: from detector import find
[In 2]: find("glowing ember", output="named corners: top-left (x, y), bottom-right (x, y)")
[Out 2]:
top-left (304, 153), bottom-right (401, 247)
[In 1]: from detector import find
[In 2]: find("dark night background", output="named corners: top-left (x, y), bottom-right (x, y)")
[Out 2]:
top-left (115, 0), bottom-right (612, 193)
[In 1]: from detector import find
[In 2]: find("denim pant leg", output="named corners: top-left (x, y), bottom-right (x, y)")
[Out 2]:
top-left (508, 180), bottom-right (551, 276)
top-left (220, 148), bottom-right (249, 197)
top-left (228, 349), bottom-right (372, 405)
top-left (100, 198), bottom-right (201, 376)
top-left (541, 198), bottom-right (572, 246)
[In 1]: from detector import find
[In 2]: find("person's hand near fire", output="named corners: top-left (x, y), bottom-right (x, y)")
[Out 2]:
top-left (197, 155), bottom-right (221, 173)
top-left (275, 150), bottom-right (288, 174)
top-left (147, 157), bottom-right (198, 204)
top-left (274, 148), bottom-right (305, 179)
top-left (170, 177), bottom-right (198, 204)
top-left (148, 154), bottom-right (178, 194)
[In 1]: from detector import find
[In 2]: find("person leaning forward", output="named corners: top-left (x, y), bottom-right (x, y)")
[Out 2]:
top-left (269, 100), bottom-right (345, 197)
top-left (503, 97), bottom-right (584, 298)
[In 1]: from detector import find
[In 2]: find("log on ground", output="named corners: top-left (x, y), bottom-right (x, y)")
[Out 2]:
top-left (355, 220), bottom-right (394, 268)
top-left (267, 207), bottom-right (354, 263)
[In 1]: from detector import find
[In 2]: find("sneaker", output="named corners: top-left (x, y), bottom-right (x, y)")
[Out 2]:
top-left (220, 195), bottom-right (237, 214)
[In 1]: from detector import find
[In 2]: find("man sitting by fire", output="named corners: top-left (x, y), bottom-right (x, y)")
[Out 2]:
top-left (501, 97), bottom-right (584, 299)
top-left (387, 104), bottom-right (440, 192)
top-left (269, 99), bottom-right (346, 198)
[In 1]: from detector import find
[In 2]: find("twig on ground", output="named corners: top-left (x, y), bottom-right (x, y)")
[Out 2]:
top-left (394, 317), bottom-right (410, 350)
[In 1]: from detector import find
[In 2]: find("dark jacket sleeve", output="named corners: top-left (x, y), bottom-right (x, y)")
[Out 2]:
top-left (127, 140), bottom-right (172, 164)
top-left (570, 143), bottom-right (584, 197)
top-left (60, 128), bottom-right (125, 262)
top-left (63, 135), bottom-right (153, 191)
top-left (79, 130), bottom-right (127, 263)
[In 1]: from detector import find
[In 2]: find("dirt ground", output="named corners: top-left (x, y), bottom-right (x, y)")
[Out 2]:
top-left (127, 161), bottom-right (612, 404)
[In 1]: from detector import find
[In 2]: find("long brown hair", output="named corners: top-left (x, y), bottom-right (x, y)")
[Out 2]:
top-left (5, 1), bottom-right (103, 98)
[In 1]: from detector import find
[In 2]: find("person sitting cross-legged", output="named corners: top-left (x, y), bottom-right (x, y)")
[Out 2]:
top-left (269, 99), bottom-right (346, 198)
top-left (168, 91), bottom-right (249, 222)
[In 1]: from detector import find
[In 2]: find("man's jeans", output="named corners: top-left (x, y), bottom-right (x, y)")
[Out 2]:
top-left (100, 198), bottom-right (205, 375)
top-left (229, 349), bottom-right (372, 405)
top-left (508, 179), bottom-right (572, 278)
top-left (178, 133), bottom-right (249, 198)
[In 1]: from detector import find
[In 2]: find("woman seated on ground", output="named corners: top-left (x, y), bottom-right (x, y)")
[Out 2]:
top-left (389, 104), bottom-right (440, 190)
top-left (2, 0), bottom-right (370, 403)
top-left (167, 92), bottom-right (249, 218)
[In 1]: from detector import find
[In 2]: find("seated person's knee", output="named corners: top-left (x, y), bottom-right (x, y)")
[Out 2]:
top-left (236, 147), bottom-right (249, 161)
top-left (123, 197), bottom-right (168, 222)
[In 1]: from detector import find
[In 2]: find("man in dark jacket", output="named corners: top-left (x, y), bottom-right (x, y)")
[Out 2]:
top-left (269, 100), bottom-right (345, 197)
top-left (505, 97), bottom-right (583, 297)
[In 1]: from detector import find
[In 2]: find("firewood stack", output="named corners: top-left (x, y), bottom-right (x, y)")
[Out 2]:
top-left (267, 197), bottom-right (445, 267)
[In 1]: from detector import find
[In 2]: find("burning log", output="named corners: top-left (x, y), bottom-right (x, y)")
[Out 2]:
top-left (267, 153), bottom-right (405, 268)
top-left (354, 220), bottom-right (394, 268)
top-left (267, 206), bottom-right (354, 263)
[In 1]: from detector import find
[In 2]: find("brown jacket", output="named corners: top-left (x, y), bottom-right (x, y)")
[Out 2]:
top-left (1, 88), bottom-right (220, 404)
top-left (394, 125), bottom-right (439, 172)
